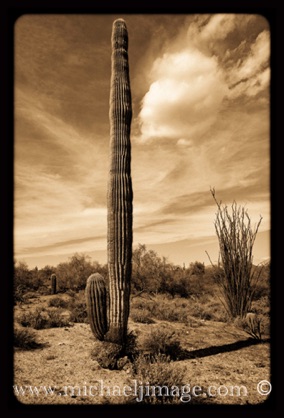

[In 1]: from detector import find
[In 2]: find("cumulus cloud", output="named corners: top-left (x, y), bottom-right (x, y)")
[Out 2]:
top-left (138, 15), bottom-right (270, 143)
top-left (139, 49), bottom-right (228, 141)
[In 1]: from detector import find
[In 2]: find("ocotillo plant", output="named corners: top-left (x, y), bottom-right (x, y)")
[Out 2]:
top-left (210, 188), bottom-right (262, 318)
top-left (51, 274), bottom-right (57, 295)
top-left (86, 19), bottom-right (133, 347)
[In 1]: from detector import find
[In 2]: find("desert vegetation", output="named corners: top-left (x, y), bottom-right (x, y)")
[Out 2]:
top-left (14, 249), bottom-right (270, 334)
top-left (13, 245), bottom-right (270, 405)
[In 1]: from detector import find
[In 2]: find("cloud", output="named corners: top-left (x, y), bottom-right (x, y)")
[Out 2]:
top-left (139, 49), bottom-right (228, 141)
top-left (18, 234), bottom-right (106, 256)
top-left (137, 15), bottom-right (270, 144)
top-left (227, 30), bottom-right (270, 98)
top-left (14, 86), bottom-right (109, 259)
top-left (132, 185), bottom-right (269, 250)
top-left (177, 138), bottom-right (193, 147)
top-left (198, 14), bottom-right (238, 41)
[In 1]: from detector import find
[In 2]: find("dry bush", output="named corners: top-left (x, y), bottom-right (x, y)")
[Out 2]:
top-left (251, 296), bottom-right (270, 316)
top-left (68, 301), bottom-right (88, 323)
top-left (234, 312), bottom-right (269, 340)
top-left (131, 297), bottom-right (155, 313)
top-left (141, 327), bottom-right (182, 360)
top-left (14, 285), bottom-right (27, 305)
top-left (65, 289), bottom-right (76, 298)
top-left (48, 297), bottom-right (69, 309)
top-left (14, 326), bottom-right (43, 350)
top-left (131, 354), bottom-right (187, 404)
top-left (18, 307), bottom-right (71, 329)
top-left (189, 296), bottom-right (228, 322)
top-left (131, 294), bottom-right (227, 324)
top-left (130, 308), bottom-right (155, 324)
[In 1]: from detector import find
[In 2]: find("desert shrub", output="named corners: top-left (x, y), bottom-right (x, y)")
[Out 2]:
top-left (19, 308), bottom-right (47, 329)
top-left (190, 302), bottom-right (213, 320)
top-left (14, 285), bottom-right (27, 305)
top-left (56, 253), bottom-right (97, 290)
top-left (46, 309), bottom-right (71, 328)
top-left (91, 331), bottom-right (139, 370)
top-left (189, 297), bottom-right (228, 322)
top-left (131, 297), bottom-right (155, 312)
top-left (234, 313), bottom-right (268, 340)
top-left (18, 307), bottom-right (71, 329)
top-left (69, 301), bottom-right (88, 323)
top-left (124, 330), bottom-right (139, 361)
top-left (203, 266), bottom-right (223, 294)
top-left (130, 308), bottom-right (155, 324)
top-left (48, 297), bottom-right (69, 309)
top-left (251, 296), bottom-right (270, 316)
top-left (165, 276), bottom-right (191, 298)
top-left (141, 327), bottom-right (182, 360)
top-left (91, 341), bottom-right (121, 369)
top-left (65, 289), bottom-right (76, 298)
top-left (14, 326), bottom-right (42, 350)
top-left (155, 305), bottom-right (188, 322)
top-left (14, 262), bottom-right (44, 293)
top-left (132, 244), bottom-right (164, 293)
top-left (253, 282), bottom-right (270, 300)
top-left (253, 265), bottom-right (270, 301)
top-left (131, 295), bottom-right (189, 323)
top-left (131, 294), bottom-right (227, 324)
top-left (37, 286), bottom-right (52, 296)
top-left (131, 354), bottom-right (187, 404)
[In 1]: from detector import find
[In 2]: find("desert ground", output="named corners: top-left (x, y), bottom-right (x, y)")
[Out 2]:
top-left (13, 286), bottom-right (271, 406)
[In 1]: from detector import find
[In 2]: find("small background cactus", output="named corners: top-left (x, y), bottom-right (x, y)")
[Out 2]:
top-left (50, 274), bottom-right (57, 295)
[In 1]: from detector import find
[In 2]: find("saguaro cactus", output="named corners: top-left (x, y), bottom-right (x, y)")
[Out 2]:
top-left (51, 274), bottom-right (57, 295)
top-left (85, 273), bottom-right (108, 341)
top-left (106, 18), bottom-right (133, 344)
top-left (86, 18), bottom-right (132, 347)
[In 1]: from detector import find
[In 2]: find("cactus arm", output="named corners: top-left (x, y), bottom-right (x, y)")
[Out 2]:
top-left (85, 273), bottom-right (108, 341)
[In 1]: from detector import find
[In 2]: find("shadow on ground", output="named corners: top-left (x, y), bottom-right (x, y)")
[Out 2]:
top-left (179, 337), bottom-right (270, 360)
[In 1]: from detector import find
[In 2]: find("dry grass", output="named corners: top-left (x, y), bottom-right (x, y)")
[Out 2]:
top-left (130, 293), bottom-right (229, 324)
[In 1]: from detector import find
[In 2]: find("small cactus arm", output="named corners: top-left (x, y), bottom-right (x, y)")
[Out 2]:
top-left (85, 273), bottom-right (108, 341)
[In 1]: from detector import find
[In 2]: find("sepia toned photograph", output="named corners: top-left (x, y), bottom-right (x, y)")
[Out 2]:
top-left (13, 13), bottom-right (271, 406)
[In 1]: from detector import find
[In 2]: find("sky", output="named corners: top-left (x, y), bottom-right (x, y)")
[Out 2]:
top-left (14, 14), bottom-right (271, 269)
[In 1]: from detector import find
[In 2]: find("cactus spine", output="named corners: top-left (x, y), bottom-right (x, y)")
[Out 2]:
top-left (106, 18), bottom-right (133, 344)
top-left (85, 274), bottom-right (108, 341)
top-left (51, 274), bottom-right (57, 295)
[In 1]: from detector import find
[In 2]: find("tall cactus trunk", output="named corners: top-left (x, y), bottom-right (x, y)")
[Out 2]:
top-left (105, 18), bottom-right (133, 345)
